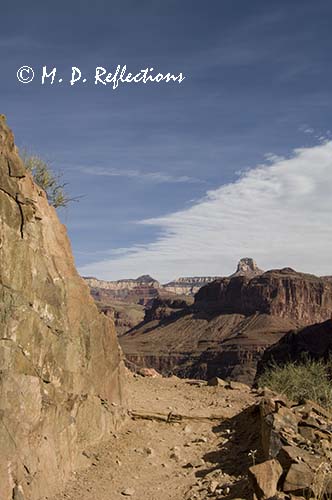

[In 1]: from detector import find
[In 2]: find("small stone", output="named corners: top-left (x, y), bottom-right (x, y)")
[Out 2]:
top-left (170, 451), bottom-right (181, 461)
top-left (185, 458), bottom-right (204, 468)
top-left (209, 480), bottom-right (219, 493)
top-left (207, 377), bottom-right (229, 387)
top-left (12, 486), bottom-right (25, 500)
top-left (193, 436), bottom-right (208, 443)
top-left (121, 488), bottom-right (135, 496)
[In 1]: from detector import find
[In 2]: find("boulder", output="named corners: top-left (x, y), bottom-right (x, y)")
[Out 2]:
top-left (283, 463), bottom-right (314, 495)
top-left (248, 459), bottom-right (283, 499)
top-left (260, 399), bottom-right (299, 459)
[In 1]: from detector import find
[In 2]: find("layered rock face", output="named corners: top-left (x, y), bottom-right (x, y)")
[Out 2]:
top-left (163, 276), bottom-right (219, 296)
top-left (84, 274), bottom-right (161, 305)
top-left (120, 268), bottom-right (332, 384)
top-left (195, 268), bottom-right (332, 324)
top-left (0, 116), bottom-right (125, 499)
top-left (84, 274), bottom-right (215, 303)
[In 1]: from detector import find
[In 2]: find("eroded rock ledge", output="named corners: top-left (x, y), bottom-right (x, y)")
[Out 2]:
top-left (0, 115), bottom-right (126, 500)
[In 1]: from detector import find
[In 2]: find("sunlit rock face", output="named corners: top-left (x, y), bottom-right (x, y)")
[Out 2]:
top-left (0, 115), bottom-right (126, 500)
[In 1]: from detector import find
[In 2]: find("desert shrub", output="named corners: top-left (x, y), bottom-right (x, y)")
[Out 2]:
top-left (21, 150), bottom-right (75, 208)
top-left (258, 358), bottom-right (332, 409)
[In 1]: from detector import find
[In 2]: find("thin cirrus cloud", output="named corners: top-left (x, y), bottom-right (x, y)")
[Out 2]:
top-left (79, 166), bottom-right (203, 184)
top-left (79, 139), bottom-right (332, 283)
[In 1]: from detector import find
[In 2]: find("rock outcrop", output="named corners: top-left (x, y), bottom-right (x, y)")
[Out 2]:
top-left (256, 319), bottom-right (332, 378)
top-left (0, 116), bottom-right (126, 499)
top-left (248, 394), bottom-right (332, 499)
top-left (85, 258), bottom-right (265, 303)
top-left (230, 257), bottom-right (263, 278)
top-left (163, 276), bottom-right (219, 296)
top-left (120, 268), bottom-right (332, 384)
top-left (195, 268), bottom-right (332, 324)
top-left (98, 302), bottom-right (145, 336)
top-left (84, 274), bottom-right (161, 305)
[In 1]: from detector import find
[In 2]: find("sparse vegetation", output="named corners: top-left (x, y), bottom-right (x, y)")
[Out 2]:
top-left (258, 358), bottom-right (332, 409)
top-left (21, 149), bottom-right (76, 208)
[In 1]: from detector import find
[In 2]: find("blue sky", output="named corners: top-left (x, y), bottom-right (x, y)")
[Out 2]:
top-left (1, 0), bottom-right (332, 281)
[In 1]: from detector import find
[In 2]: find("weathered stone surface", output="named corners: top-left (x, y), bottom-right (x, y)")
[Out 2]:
top-left (260, 398), bottom-right (299, 459)
top-left (248, 459), bottom-right (283, 499)
top-left (242, 395), bottom-right (332, 500)
top-left (283, 463), bottom-right (314, 495)
top-left (0, 115), bottom-right (126, 499)
top-left (277, 445), bottom-right (322, 474)
top-left (195, 268), bottom-right (332, 324)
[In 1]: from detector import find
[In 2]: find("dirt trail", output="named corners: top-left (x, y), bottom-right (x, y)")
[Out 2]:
top-left (48, 374), bottom-right (259, 500)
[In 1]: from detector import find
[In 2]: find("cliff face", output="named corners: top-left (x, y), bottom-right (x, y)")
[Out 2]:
top-left (84, 275), bottom-right (161, 306)
top-left (163, 276), bottom-right (219, 296)
top-left (0, 116), bottom-right (125, 500)
top-left (121, 269), bottom-right (332, 384)
top-left (195, 268), bottom-right (332, 325)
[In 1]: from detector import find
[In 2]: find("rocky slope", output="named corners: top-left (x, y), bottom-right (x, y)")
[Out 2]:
top-left (0, 115), bottom-right (126, 500)
top-left (256, 318), bottom-right (332, 377)
top-left (120, 268), bottom-right (332, 383)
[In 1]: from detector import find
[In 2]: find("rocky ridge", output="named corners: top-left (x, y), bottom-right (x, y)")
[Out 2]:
top-left (84, 258), bottom-right (264, 335)
top-left (0, 115), bottom-right (125, 500)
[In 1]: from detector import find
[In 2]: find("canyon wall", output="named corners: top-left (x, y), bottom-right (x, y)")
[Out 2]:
top-left (0, 115), bottom-right (126, 500)
top-left (121, 268), bottom-right (332, 384)
top-left (195, 268), bottom-right (332, 325)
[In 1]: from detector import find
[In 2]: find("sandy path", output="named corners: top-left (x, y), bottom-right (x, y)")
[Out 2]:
top-left (48, 375), bottom-right (257, 500)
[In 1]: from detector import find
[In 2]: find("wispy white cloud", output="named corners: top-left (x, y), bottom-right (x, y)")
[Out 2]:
top-left (79, 140), bottom-right (332, 282)
top-left (79, 166), bottom-right (203, 184)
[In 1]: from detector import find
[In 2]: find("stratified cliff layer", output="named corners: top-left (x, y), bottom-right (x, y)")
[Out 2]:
top-left (120, 269), bottom-right (332, 384)
top-left (195, 268), bottom-right (332, 324)
top-left (0, 116), bottom-right (125, 500)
